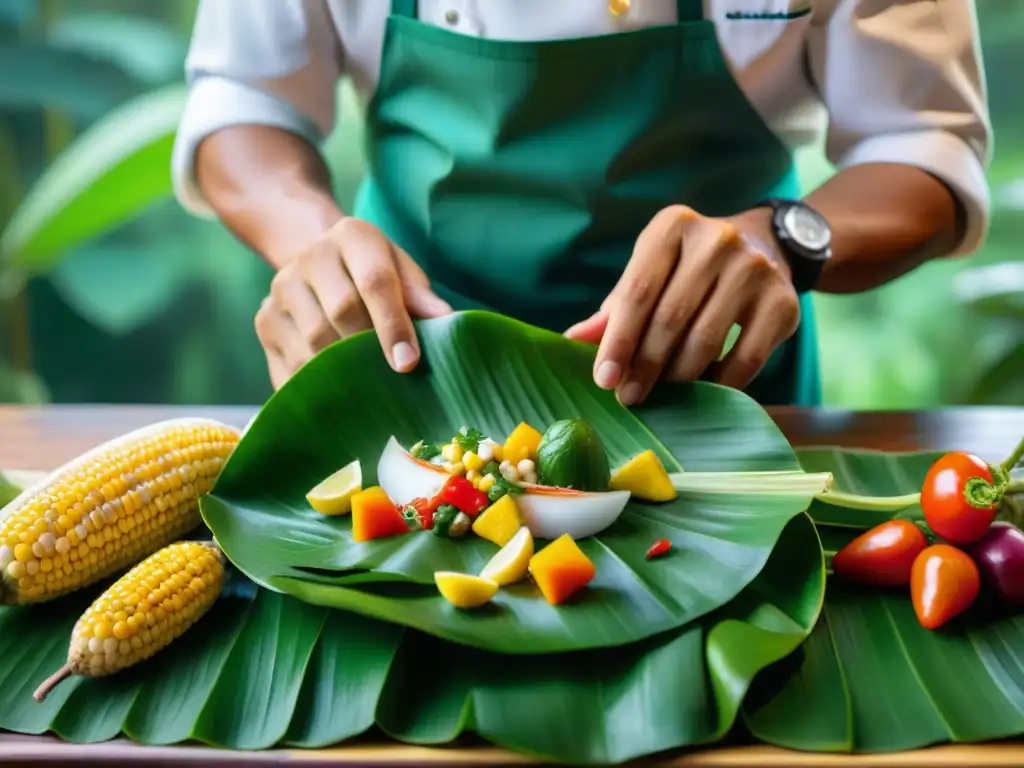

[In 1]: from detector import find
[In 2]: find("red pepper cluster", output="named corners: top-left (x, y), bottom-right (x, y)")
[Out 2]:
top-left (833, 448), bottom-right (1024, 630)
top-left (401, 475), bottom-right (491, 532)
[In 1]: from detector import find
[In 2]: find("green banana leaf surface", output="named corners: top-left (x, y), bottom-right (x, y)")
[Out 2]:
top-left (745, 446), bottom-right (1024, 753)
top-left (0, 461), bottom-right (824, 764)
top-left (201, 311), bottom-right (823, 654)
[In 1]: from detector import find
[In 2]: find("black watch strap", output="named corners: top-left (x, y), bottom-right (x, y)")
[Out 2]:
top-left (755, 198), bottom-right (831, 294)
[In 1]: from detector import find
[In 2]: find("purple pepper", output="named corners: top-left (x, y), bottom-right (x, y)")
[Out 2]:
top-left (967, 521), bottom-right (1024, 607)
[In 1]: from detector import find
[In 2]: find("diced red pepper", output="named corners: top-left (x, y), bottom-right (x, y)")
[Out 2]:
top-left (645, 539), bottom-right (672, 560)
top-left (439, 475), bottom-right (489, 518)
top-left (406, 496), bottom-right (439, 530)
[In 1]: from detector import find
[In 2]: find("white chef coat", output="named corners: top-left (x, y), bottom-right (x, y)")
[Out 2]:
top-left (172, 0), bottom-right (992, 255)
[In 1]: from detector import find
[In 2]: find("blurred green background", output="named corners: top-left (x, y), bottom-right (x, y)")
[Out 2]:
top-left (0, 0), bottom-right (1020, 408)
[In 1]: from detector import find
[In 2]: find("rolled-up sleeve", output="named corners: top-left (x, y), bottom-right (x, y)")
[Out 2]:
top-left (172, 0), bottom-right (342, 217)
top-left (807, 0), bottom-right (992, 255)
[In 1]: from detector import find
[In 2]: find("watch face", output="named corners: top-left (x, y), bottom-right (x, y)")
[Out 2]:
top-left (782, 205), bottom-right (832, 256)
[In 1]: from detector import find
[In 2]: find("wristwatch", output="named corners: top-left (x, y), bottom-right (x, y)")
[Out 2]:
top-left (756, 198), bottom-right (832, 294)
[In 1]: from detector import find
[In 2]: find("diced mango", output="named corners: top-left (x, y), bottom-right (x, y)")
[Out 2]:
top-left (472, 495), bottom-right (523, 547)
top-left (528, 534), bottom-right (595, 605)
top-left (610, 450), bottom-right (677, 502)
top-left (503, 422), bottom-right (543, 465)
top-left (351, 486), bottom-right (409, 543)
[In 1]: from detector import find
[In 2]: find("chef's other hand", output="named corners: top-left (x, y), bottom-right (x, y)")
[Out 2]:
top-left (564, 205), bottom-right (800, 406)
top-left (255, 216), bottom-right (453, 389)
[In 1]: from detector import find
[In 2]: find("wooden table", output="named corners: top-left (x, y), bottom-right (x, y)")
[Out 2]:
top-left (2, 404), bottom-right (1023, 768)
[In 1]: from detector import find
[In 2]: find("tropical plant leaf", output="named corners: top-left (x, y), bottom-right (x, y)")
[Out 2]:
top-left (0, 38), bottom-right (143, 119)
top-left (745, 451), bottom-right (1024, 753)
top-left (201, 311), bottom-right (824, 654)
top-left (796, 447), bottom-right (944, 529)
top-left (968, 341), bottom-right (1024, 405)
top-left (378, 513), bottom-right (823, 764)
top-left (48, 241), bottom-right (192, 336)
top-left (746, 536), bottom-right (1024, 753)
top-left (0, 83), bottom-right (186, 278)
top-left (0, 514), bottom-right (821, 764)
top-left (46, 12), bottom-right (188, 85)
top-left (955, 262), bottom-right (1024, 319)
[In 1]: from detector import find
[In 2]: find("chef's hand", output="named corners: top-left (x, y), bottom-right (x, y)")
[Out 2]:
top-left (255, 216), bottom-right (453, 389)
top-left (564, 205), bottom-right (800, 406)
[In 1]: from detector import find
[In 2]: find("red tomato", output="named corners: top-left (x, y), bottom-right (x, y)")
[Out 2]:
top-left (910, 544), bottom-right (980, 630)
top-left (921, 452), bottom-right (998, 545)
top-left (832, 520), bottom-right (928, 587)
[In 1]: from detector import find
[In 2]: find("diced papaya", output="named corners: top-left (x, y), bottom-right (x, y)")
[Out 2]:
top-left (528, 534), bottom-right (595, 605)
top-left (503, 422), bottom-right (543, 465)
top-left (351, 486), bottom-right (409, 542)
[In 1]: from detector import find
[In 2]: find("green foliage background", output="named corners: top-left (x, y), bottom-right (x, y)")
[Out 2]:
top-left (0, 0), bottom-right (1020, 408)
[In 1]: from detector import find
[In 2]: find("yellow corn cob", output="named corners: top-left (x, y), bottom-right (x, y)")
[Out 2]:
top-left (33, 540), bottom-right (225, 702)
top-left (0, 418), bottom-right (240, 606)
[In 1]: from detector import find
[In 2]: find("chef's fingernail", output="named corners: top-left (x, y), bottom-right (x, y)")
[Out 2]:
top-left (618, 382), bottom-right (642, 406)
top-left (391, 342), bottom-right (418, 372)
top-left (595, 361), bottom-right (622, 389)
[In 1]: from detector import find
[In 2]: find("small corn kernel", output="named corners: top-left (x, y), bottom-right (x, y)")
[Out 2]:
top-left (441, 443), bottom-right (464, 463)
top-left (499, 460), bottom-right (520, 483)
top-left (443, 462), bottom-right (466, 477)
top-left (478, 474), bottom-right (497, 493)
top-left (0, 418), bottom-right (240, 607)
top-left (463, 451), bottom-right (485, 472)
top-left (523, 471), bottom-right (538, 485)
top-left (466, 469), bottom-right (480, 483)
top-left (517, 459), bottom-right (536, 476)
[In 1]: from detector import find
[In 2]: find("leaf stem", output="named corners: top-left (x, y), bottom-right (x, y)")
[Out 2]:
top-left (669, 471), bottom-right (832, 496)
top-left (1002, 495), bottom-right (1023, 528)
top-left (1000, 435), bottom-right (1024, 476)
top-left (813, 489), bottom-right (921, 512)
top-left (1005, 480), bottom-right (1024, 495)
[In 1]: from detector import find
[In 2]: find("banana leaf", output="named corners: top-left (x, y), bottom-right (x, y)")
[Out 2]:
top-left (0, 507), bottom-right (822, 765)
top-left (200, 311), bottom-right (826, 654)
top-left (745, 446), bottom-right (1024, 753)
top-left (799, 447), bottom-right (942, 529)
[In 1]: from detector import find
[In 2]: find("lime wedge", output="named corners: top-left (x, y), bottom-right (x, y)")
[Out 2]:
top-left (306, 460), bottom-right (363, 515)
top-left (435, 571), bottom-right (498, 609)
top-left (480, 526), bottom-right (534, 585)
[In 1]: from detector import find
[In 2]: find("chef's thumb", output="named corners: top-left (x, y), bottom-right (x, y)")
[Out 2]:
top-left (404, 282), bottom-right (453, 318)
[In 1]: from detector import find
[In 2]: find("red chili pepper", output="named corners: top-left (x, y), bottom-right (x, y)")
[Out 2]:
top-left (832, 520), bottom-right (928, 588)
top-left (645, 539), bottom-right (672, 560)
top-left (439, 476), bottom-right (489, 517)
top-left (405, 496), bottom-right (439, 530)
top-left (910, 544), bottom-right (980, 630)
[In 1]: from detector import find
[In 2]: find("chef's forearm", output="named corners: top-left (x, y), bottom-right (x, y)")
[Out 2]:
top-left (803, 163), bottom-right (965, 294)
top-left (195, 125), bottom-right (345, 270)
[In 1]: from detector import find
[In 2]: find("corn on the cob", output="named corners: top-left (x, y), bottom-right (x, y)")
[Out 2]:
top-left (33, 540), bottom-right (226, 702)
top-left (0, 418), bottom-right (240, 606)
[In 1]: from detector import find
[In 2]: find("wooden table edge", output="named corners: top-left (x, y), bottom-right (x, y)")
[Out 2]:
top-left (4, 737), bottom-right (1024, 766)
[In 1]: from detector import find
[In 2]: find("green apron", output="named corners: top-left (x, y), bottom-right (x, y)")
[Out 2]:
top-left (352, 0), bottom-right (822, 406)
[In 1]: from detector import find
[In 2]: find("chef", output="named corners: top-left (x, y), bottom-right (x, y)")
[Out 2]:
top-left (172, 0), bottom-right (991, 407)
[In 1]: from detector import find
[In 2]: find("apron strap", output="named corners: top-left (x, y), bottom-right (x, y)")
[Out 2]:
top-left (391, 0), bottom-right (417, 18)
top-left (676, 0), bottom-right (706, 22)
